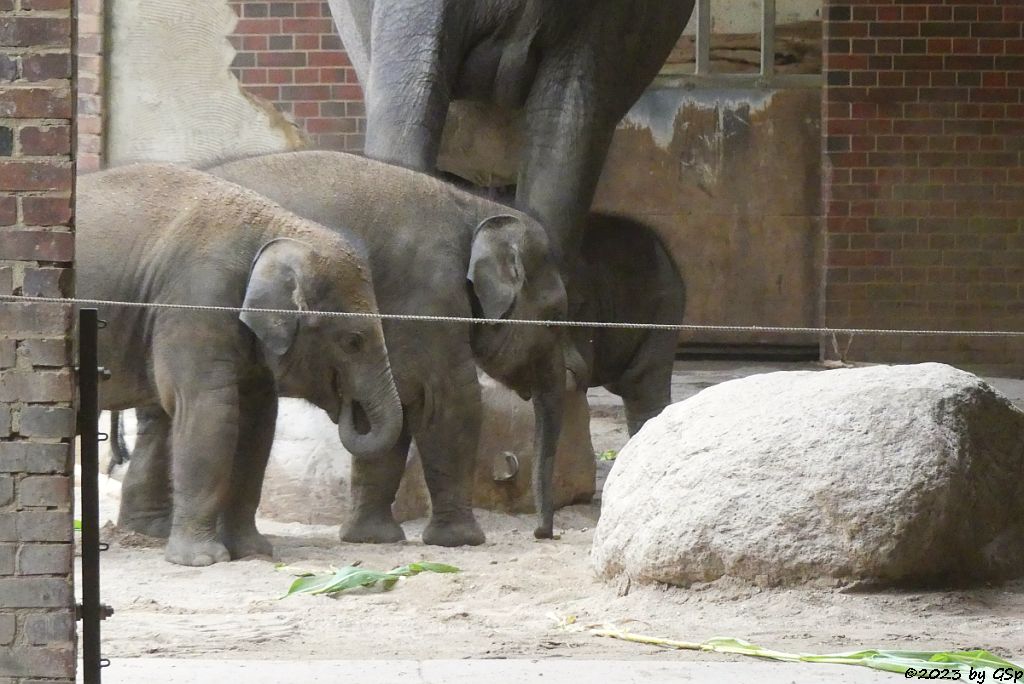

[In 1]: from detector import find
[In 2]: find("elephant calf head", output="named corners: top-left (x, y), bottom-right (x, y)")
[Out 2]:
top-left (467, 214), bottom-right (568, 398)
top-left (240, 236), bottom-right (403, 456)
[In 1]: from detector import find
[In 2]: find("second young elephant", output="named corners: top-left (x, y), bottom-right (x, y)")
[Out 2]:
top-left (78, 164), bottom-right (402, 566)
top-left (570, 213), bottom-right (686, 435)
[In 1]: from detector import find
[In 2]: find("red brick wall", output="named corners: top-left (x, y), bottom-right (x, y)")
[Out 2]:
top-left (76, 0), bottom-right (103, 171)
top-left (823, 1), bottom-right (1024, 370)
top-left (0, 0), bottom-right (77, 681)
top-left (226, 0), bottom-right (365, 152)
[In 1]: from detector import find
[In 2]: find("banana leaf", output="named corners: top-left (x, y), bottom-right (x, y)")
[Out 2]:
top-left (593, 629), bottom-right (1023, 677)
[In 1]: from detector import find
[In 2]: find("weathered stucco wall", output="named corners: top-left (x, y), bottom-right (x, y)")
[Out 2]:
top-left (593, 87), bottom-right (823, 347)
top-left (106, 0), bottom-right (306, 167)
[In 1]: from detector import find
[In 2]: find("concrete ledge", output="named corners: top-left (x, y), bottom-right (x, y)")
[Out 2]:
top-left (91, 659), bottom-right (895, 683)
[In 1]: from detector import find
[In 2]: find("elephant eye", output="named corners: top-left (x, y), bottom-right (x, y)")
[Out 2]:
top-left (342, 331), bottom-right (365, 355)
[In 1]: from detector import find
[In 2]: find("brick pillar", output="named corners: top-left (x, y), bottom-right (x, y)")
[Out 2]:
top-left (822, 1), bottom-right (1024, 371)
top-left (0, 0), bottom-right (77, 681)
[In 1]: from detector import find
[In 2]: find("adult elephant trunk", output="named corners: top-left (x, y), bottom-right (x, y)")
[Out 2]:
top-left (336, 362), bottom-right (403, 457)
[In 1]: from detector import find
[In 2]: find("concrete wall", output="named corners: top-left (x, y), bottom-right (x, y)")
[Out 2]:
top-left (594, 86), bottom-right (823, 346)
top-left (106, 0), bottom-right (305, 167)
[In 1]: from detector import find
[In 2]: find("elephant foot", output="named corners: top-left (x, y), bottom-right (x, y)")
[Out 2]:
top-left (222, 527), bottom-right (274, 560)
top-left (422, 513), bottom-right (485, 547)
top-left (118, 510), bottom-right (172, 539)
top-left (340, 513), bottom-right (406, 544)
top-left (534, 524), bottom-right (554, 540)
top-left (165, 533), bottom-right (231, 567)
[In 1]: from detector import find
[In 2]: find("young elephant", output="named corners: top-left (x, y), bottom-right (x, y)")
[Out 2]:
top-left (215, 152), bottom-right (572, 544)
top-left (570, 213), bottom-right (686, 435)
top-left (78, 164), bottom-right (402, 566)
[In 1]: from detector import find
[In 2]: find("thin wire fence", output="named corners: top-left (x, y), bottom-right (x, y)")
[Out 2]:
top-left (3, 294), bottom-right (1023, 338)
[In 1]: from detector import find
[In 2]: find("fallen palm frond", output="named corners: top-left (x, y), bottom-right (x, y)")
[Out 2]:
top-left (280, 561), bottom-right (459, 598)
top-left (592, 630), bottom-right (1024, 677)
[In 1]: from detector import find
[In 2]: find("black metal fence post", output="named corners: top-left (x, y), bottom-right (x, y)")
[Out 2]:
top-left (78, 308), bottom-right (102, 684)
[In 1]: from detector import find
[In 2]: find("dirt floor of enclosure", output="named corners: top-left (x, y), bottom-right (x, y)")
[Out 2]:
top-left (81, 362), bottom-right (1024, 663)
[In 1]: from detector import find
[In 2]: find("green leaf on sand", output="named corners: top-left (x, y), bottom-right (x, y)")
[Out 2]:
top-left (282, 562), bottom-right (459, 599)
top-left (592, 630), bottom-right (1024, 677)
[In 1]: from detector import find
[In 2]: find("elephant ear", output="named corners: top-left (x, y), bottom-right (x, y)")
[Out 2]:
top-left (467, 215), bottom-right (525, 320)
top-left (240, 238), bottom-right (311, 358)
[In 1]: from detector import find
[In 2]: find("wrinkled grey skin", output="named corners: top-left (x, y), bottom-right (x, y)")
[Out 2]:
top-left (327, 0), bottom-right (696, 263)
top-left (79, 164), bottom-right (402, 566)
top-left (570, 213), bottom-right (686, 435)
top-left (326, 2), bottom-right (693, 535)
top-left (126, 151), bottom-right (568, 545)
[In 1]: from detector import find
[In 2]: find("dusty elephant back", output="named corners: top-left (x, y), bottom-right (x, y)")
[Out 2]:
top-left (77, 164), bottom-right (267, 302)
top-left (213, 150), bottom-right (525, 239)
top-left (210, 150), bottom-right (548, 318)
top-left (77, 163), bottom-right (370, 306)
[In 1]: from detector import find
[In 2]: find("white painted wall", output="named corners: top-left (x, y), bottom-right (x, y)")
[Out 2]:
top-left (106, 0), bottom-right (306, 167)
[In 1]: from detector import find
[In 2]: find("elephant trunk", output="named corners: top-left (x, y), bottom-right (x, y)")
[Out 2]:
top-left (336, 363), bottom-right (403, 457)
top-left (532, 346), bottom-right (566, 540)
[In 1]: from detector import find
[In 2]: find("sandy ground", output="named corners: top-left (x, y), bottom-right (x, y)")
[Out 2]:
top-left (80, 362), bottom-right (1024, 664)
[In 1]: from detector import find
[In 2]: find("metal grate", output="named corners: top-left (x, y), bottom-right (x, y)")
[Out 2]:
top-left (664, 0), bottom-right (822, 90)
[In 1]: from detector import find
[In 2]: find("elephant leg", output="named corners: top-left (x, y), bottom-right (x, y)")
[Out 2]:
top-left (362, 0), bottom-right (454, 170)
top-left (107, 410), bottom-right (130, 472)
top-left (622, 393), bottom-right (669, 437)
top-left (219, 373), bottom-right (277, 560)
top-left (340, 421), bottom-right (411, 544)
top-left (117, 405), bottom-right (173, 538)
top-left (417, 363), bottom-right (484, 547)
top-left (164, 383), bottom-right (239, 567)
top-left (518, 59), bottom-right (618, 264)
top-left (611, 332), bottom-right (677, 437)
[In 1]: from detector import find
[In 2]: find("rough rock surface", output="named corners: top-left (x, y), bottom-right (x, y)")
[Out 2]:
top-left (258, 400), bottom-right (350, 525)
top-left (259, 373), bottom-right (595, 526)
top-left (592, 363), bottom-right (1024, 587)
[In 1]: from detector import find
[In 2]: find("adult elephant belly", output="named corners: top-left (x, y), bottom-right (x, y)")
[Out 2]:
top-left (327, 0), bottom-right (696, 257)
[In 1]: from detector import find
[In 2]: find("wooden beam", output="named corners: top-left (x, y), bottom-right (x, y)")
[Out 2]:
top-left (696, 0), bottom-right (712, 75)
top-left (762, 0), bottom-right (776, 77)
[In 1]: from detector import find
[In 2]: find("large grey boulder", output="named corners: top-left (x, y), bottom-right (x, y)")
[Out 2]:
top-left (592, 363), bottom-right (1024, 587)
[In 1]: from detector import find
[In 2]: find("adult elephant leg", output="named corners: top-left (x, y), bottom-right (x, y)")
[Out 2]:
top-left (163, 379), bottom-right (239, 567)
top-left (362, 0), bottom-right (455, 170)
top-left (117, 405), bottom-right (173, 538)
top-left (219, 371), bottom-right (277, 560)
top-left (517, 58), bottom-right (618, 265)
top-left (340, 422), bottom-right (411, 544)
top-left (418, 361), bottom-right (484, 547)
